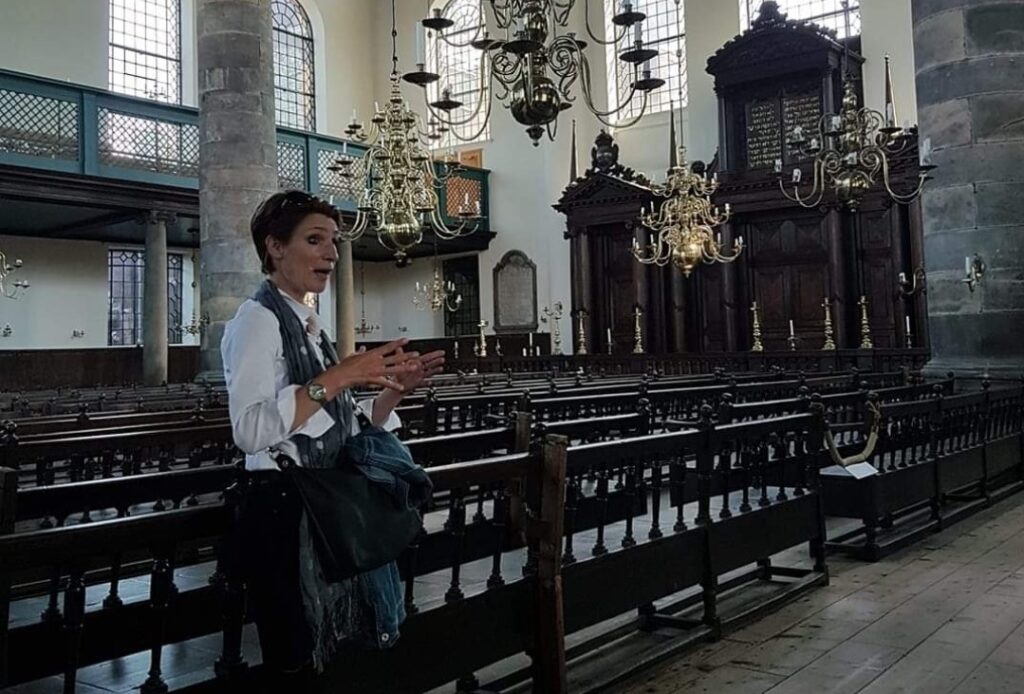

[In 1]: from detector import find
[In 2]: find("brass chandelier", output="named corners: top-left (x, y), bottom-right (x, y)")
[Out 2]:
top-left (412, 256), bottom-right (462, 313)
top-left (633, 105), bottom-right (742, 276)
top-left (778, 10), bottom-right (932, 210)
top-left (403, 0), bottom-right (666, 146)
top-left (333, 0), bottom-right (483, 262)
top-left (0, 249), bottom-right (28, 299)
top-left (355, 263), bottom-right (380, 337)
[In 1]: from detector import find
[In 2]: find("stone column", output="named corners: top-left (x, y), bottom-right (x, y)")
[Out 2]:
top-left (334, 240), bottom-right (356, 357)
top-left (913, 0), bottom-right (1024, 377)
top-left (143, 212), bottom-right (170, 385)
top-left (197, 0), bottom-right (278, 380)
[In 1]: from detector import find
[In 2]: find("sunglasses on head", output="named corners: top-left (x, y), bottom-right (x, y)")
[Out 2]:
top-left (279, 190), bottom-right (328, 210)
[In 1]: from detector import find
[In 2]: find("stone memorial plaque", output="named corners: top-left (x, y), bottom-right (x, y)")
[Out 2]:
top-left (783, 89), bottom-right (822, 162)
top-left (746, 98), bottom-right (782, 170)
top-left (493, 250), bottom-right (537, 333)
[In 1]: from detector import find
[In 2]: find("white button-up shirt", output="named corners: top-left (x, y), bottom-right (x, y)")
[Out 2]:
top-left (221, 289), bottom-right (400, 471)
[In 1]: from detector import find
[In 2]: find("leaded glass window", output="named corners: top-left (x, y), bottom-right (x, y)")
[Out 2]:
top-left (740, 0), bottom-right (861, 38)
top-left (272, 0), bottom-right (316, 131)
top-left (108, 0), bottom-right (181, 103)
top-left (107, 250), bottom-right (186, 346)
top-left (168, 253), bottom-right (183, 344)
top-left (606, 0), bottom-right (687, 121)
top-left (427, 0), bottom-right (489, 148)
top-left (443, 256), bottom-right (480, 337)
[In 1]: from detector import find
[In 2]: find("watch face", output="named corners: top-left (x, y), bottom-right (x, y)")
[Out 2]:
top-left (308, 383), bottom-right (327, 401)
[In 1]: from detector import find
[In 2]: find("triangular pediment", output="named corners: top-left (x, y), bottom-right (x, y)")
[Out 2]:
top-left (554, 173), bottom-right (651, 212)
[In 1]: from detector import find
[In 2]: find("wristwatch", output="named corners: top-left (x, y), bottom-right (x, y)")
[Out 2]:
top-left (306, 382), bottom-right (328, 403)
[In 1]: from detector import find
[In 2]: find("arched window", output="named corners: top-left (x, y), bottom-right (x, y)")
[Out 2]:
top-left (740, 0), bottom-right (861, 38)
top-left (108, 0), bottom-right (181, 103)
top-left (427, 0), bottom-right (489, 148)
top-left (605, 0), bottom-right (687, 121)
top-left (272, 0), bottom-right (316, 132)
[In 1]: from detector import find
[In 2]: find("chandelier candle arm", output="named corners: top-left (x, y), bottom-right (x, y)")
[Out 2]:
top-left (0, 250), bottom-right (29, 300)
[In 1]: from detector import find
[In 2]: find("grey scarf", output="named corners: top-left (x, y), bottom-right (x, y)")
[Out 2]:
top-left (253, 280), bottom-right (364, 670)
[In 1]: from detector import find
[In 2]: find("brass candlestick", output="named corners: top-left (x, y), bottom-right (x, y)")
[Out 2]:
top-left (572, 308), bottom-right (588, 355)
top-left (473, 319), bottom-right (489, 357)
top-left (750, 302), bottom-right (764, 352)
top-left (541, 301), bottom-right (564, 355)
top-left (822, 297), bottom-right (836, 350)
top-left (632, 305), bottom-right (645, 354)
top-left (858, 296), bottom-right (874, 349)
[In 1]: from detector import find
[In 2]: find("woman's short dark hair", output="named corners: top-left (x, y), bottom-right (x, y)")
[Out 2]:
top-left (250, 190), bottom-right (341, 274)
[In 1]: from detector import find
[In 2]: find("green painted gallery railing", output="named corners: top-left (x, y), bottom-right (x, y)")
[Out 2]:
top-left (0, 69), bottom-right (489, 230)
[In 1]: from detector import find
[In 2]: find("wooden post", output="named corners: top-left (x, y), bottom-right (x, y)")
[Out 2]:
top-left (532, 434), bottom-right (567, 693)
top-left (506, 411), bottom-right (534, 547)
top-left (0, 467), bottom-right (16, 687)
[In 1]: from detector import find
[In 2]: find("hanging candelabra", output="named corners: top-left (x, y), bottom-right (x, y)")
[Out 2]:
top-left (403, 0), bottom-right (668, 146)
top-left (354, 263), bottom-right (381, 337)
top-left (778, 12), bottom-right (933, 211)
top-left (634, 100), bottom-right (742, 276)
top-left (413, 257), bottom-right (462, 313)
top-left (333, 0), bottom-right (483, 262)
top-left (0, 249), bottom-right (29, 299)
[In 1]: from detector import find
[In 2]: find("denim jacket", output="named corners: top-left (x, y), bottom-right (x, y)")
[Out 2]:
top-left (346, 425), bottom-right (433, 648)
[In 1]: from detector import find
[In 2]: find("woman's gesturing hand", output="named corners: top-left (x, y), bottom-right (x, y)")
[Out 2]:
top-left (394, 349), bottom-right (446, 395)
top-left (326, 338), bottom-right (418, 393)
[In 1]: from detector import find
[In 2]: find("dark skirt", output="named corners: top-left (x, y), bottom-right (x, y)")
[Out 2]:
top-left (239, 473), bottom-right (316, 679)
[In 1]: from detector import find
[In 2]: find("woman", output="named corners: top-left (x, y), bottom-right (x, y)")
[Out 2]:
top-left (220, 190), bottom-right (444, 688)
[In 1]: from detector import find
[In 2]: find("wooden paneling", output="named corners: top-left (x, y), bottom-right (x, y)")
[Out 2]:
top-left (0, 347), bottom-right (199, 390)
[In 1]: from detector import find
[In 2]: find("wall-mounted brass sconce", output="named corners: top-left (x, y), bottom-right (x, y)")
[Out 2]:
top-left (962, 254), bottom-right (986, 293)
top-left (897, 267), bottom-right (927, 298)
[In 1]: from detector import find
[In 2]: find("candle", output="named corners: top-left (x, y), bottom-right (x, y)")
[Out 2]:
top-left (374, 101), bottom-right (380, 113)
top-left (886, 102), bottom-right (895, 125)
top-left (965, 256), bottom-right (972, 276)
top-left (905, 316), bottom-right (911, 333)
top-left (634, 22), bottom-right (642, 44)
top-left (607, 327), bottom-right (613, 343)
top-left (789, 319), bottom-right (795, 336)
top-left (899, 271), bottom-right (906, 283)
top-left (523, 348), bottom-right (528, 356)
top-left (463, 192), bottom-right (470, 206)
top-left (342, 142), bottom-right (348, 156)
top-left (528, 332), bottom-right (533, 347)
top-left (416, 22), bottom-right (426, 64)
top-left (792, 168), bottom-right (802, 183)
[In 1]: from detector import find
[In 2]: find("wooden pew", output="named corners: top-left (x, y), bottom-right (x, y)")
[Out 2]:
top-left (821, 383), bottom-right (1024, 560)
